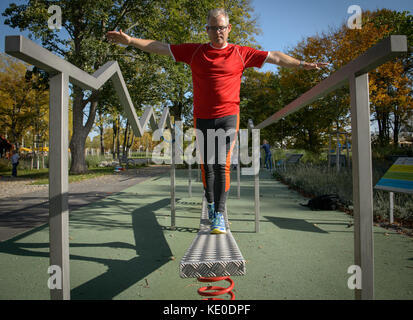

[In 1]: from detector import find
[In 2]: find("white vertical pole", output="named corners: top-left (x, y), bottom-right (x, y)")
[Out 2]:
top-left (389, 192), bottom-right (394, 224)
top-left (170, 128), bottom-right (176, 229)
top-left (336, 131), bottom-right (340, 173)
top-left (188, 163), bottom-right (192, 198)
top-left (48, 73), bottom-right (70, 300)
top-left (237, 138), bottom-right (241, 199)
top-left (345, 134), bottom-right (350, 168)
top-left (349, 72), bottom-right (374, 300)
top-left (328, 135), bottom-right (332, 170)
top-left (253, 130), bottom-right (260, 233)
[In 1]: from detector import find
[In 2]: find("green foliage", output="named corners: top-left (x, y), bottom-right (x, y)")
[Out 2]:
top-left (372, 144), bottom-right (413, 160)
top-left (274, 162), bottom-right (413, 223)
top-left (0, 158), bottom-right (10, 172)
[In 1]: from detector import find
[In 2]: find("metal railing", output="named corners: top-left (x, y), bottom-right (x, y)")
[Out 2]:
top-left (4, 34), bottom-right (408, 301)
top-left (5, 35), bottom-right (174, 300)
top-left (251, 35), bottom-right (408, 300)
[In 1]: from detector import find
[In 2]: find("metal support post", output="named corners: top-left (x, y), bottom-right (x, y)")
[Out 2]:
top-left (48, 73), bottom-right (70, 300)
top-left (188, 163), bottom-right (192, 198)
top-left (171, 128), bottom-right (176, 229)
top-left (237, 138), bottom-right (241, 199)
top-left (349, 72), bottom-right (374, 300)
top-left (389, 192), bottom-right (394, 224)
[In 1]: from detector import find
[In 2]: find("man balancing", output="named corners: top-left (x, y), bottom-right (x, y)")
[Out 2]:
top-left (106, 8), bottom-right (328, 234)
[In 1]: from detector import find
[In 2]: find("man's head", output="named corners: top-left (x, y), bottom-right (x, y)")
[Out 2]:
top-left (206, 8), bottom-right (231, 48)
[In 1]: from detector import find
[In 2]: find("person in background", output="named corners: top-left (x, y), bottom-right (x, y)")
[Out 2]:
top-left (262, 139), bottom-right (272, 170)
top-left (11, 150), bottom-right (20, 177)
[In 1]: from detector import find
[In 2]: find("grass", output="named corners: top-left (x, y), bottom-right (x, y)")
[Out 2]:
top-left (0, 166), bottom-right (117, 184)
top-left (0, 156), bottom-right (147, 185)
top-left (31, 167), bottom-right (118, 185)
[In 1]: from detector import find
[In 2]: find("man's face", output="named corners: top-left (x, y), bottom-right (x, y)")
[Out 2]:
top-left (207, 15), bottom-right (231, 47)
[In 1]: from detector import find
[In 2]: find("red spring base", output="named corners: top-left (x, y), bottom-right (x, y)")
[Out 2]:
top-left (197, 276), bottom-right (235, 300)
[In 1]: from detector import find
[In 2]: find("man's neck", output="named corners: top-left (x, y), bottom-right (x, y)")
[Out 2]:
top-left (210, 42), bottom-right (228, 49)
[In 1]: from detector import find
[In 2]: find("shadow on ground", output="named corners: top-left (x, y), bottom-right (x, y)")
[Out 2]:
top-left (0, 198), bottom-right (174, 299)
top-left (264, 216), bottom-right (329, 234)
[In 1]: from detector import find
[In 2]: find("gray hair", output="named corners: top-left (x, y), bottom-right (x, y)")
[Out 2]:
top-left (207, 8), bottom-right (229, 25)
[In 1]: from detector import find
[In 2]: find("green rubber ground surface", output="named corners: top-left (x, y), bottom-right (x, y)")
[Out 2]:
top-left (0, 169), bottom-right (412, 300)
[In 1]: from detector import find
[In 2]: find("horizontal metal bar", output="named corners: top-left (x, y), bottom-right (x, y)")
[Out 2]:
top-left (255, 35), bottom-right (407, 129)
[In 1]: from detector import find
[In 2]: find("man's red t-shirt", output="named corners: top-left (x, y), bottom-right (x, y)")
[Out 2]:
top-left (169, 43), bottom-right (269, 119)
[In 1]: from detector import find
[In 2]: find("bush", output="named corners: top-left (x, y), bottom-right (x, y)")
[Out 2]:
top-left (274, 162), bottom-right (413, 223)
top-left (0, 158), bottom-right (10, 171)
top-left (372, 144), bottom-right (413, 160)
top-left (85, 155), bottom-right (108, 168)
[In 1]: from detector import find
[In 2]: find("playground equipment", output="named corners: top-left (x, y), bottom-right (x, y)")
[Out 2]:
top-left (180, 199), bottom-right (242, 299)
top-left (5, 34), bottom-right (407, 300)
top-left (5, 35), bottom-right (173, 300)
top-left (254, 35), bottom-right (408, 300)
top-left (328, 130), bottom-right (350, 172)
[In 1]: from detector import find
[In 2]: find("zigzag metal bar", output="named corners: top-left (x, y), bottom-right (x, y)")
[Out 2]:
top-left (5, 35), bottom-right (172, 137)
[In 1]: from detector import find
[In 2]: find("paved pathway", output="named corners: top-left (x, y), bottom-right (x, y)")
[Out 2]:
top-left (0, 166), bottom-right (170, 241)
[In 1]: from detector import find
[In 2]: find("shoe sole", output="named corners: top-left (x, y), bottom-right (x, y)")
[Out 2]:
top-left (210, 228), bottom-right (226, 234)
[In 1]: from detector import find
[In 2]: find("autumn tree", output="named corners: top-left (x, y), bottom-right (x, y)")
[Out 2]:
top-left (325, 9), bottom-right (412, 147)
top-left (245, 8), bottom-right (412, 152)
top-left (0, 54), bottom-right (49, 149)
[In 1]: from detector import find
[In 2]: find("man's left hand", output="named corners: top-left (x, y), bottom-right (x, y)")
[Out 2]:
top-left (303, 62), bottom-right (329, 70)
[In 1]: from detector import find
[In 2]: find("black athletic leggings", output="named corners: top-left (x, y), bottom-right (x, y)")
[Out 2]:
top-left (194, 113), bottom-right (239, 213)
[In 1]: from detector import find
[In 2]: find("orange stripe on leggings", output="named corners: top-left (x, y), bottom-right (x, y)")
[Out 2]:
top-left (225, 114), bottom-right (240, 192)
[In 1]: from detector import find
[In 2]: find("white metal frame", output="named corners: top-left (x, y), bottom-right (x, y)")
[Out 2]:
top-left (253, 35), bottom-right (407, 300)
top-left (5, 35), bottom-right (174, 300)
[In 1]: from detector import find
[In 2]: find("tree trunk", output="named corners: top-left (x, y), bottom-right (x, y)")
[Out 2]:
top-left (69, 86), bottom-right (99, 174)
top-left (99, 124), bottom-right (105, 156)
top-left (69, 132), bottom-right (87, 173)
top-left (112, 120), bottom-right (116, 160)
top-left (393, 111), bottom-right (400, 146)
top-left (116, 115), bottom-right (120, 161)
top-left (122, 119), bottom-right (129, 158)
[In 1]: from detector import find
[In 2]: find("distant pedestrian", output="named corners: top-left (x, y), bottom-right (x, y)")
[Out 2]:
top-left (261, 140), bottom-right (272, 170)
top-left (11, 150), bottom-right (19, 177)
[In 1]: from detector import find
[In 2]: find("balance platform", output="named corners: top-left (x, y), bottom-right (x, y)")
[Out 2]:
top-left (179, 198), bottom-right (246, 278)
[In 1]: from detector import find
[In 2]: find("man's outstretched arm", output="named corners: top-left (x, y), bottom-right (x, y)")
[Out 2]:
top-left (106, 30), bottom-right (171, 56)
top-left (266, 51), bottom-right (328, 70)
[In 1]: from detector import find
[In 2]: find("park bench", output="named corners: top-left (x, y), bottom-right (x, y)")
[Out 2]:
top-left (286, 153), bottom-right (303, 164)
top-left (328, 154), bottom-right (347, 167)
top-left (120, 155), bottom-right (146, 168)
top-left (276, 153), bottom-right (303, 169)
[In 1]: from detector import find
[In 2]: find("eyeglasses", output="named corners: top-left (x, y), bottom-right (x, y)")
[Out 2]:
top-left (207, 25), bottom-right (228, 32)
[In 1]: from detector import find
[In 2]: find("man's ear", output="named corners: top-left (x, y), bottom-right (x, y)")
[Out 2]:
top-left (228, 24), bottom-right (232, 33)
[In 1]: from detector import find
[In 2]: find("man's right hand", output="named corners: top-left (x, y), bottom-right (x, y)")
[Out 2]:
top-left (106, 29), bottom-right (131, 45)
